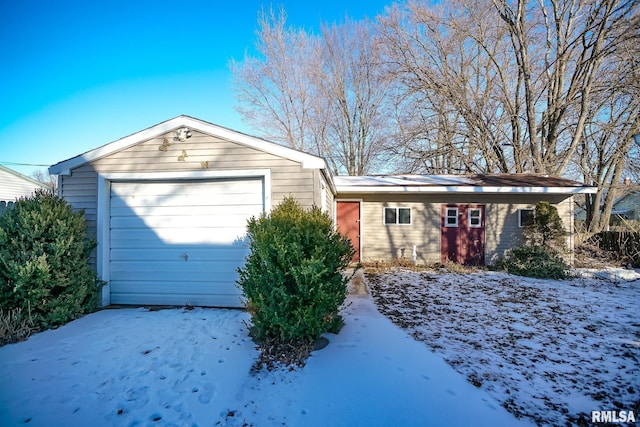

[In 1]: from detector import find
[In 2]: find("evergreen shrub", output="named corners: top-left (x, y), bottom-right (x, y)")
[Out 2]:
top-left (493, 245), bottom-right (569, 279)
top-left (0, 190), bottom-right (101, 333)
top-left (237, 197), bottom-right (354, 345)
top-left (493, 201), bottom-right (570, 279)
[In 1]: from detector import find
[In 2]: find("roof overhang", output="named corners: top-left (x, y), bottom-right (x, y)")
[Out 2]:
top-left (49, 115), bottom-right (328, 175)
top-left (334, 174), bottom-right (597, 195)
top-left (335, 185), bottom-right (597, 194)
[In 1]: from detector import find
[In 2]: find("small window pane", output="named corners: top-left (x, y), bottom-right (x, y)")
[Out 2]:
top-left (385, 208), bottom-right (397, 224)
top-left (446, 208), bottom-right (458, 227)
top-left (398, 208), bottom-right (411, 224)
top-left (519, 209), bottom-right (534, 227)
top-left (469, 209), bottom-right (481, 227)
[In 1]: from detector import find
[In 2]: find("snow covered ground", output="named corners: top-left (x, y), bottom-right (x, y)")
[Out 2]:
top-left (368, 267), bottom-right (640, 426)
top-left (0, 291), bottom-right (528, 426)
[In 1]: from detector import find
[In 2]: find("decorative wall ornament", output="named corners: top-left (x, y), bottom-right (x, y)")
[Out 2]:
top-left (177, 150), bottom-right (188, 161)
top-left (200, 161), bottom-right (209, 169)
top-left (158, 138), bottom-right (171, 152)
top-left (174, 127), bottom-right (192, 142)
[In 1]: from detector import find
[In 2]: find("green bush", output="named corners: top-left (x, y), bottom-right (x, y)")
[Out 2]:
top-left (493, 245), bottom-right (569, 279)
top-left (494, 201), bottom-right (570, 279)
top-left (524, 201), bottom-right (567, 251)
top-left (237, 197), bottom-right (354, 345)
top-left (0, 190), bottom-right (101, 331)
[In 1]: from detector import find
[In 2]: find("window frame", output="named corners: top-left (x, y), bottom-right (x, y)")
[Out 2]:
top-left (445, 207), bottom-right (458, 227)
top-left (518, 208), bottom-right (535, 228)
top-left (383, 207), bottom-right (412, 225)
top-left (468, 207), bottom-right (482, 228)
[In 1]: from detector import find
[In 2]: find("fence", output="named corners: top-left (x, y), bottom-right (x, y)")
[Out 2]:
top-left (0, 201), bottom-right (15, 216)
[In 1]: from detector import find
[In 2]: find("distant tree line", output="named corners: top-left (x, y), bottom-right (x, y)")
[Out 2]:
top-left (231, 0), bottom-right (639, 233)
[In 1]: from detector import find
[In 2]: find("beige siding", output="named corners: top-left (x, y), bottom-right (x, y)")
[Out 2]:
top-left (354, 193), bottom-right (574, 265)
top-left (60, 130), bottom-right (320, 267)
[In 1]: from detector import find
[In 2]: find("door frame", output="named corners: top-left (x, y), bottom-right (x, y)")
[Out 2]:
top-left (335, 199), bottom-right (362, 262)
top-left (440, 203), bottom-right (486, 265)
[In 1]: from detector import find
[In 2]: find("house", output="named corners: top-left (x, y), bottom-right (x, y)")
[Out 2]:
top-left (608, 190), bottom-right (640, 222)
top-left (575, 189), bottom-right (640, 225)
top-left (334, 174), bottom-right (595, 266)
top-left (50, 115), bottom-right (596, 308)
top-left (0, 165), bottom-right (51, 202)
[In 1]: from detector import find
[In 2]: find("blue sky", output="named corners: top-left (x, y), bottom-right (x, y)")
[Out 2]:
top-left (0, 0), bottom-right (392, 177)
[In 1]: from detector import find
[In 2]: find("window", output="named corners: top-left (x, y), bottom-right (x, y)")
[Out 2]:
top-left (468, 208), bottom-right (482, 228)
top-left (445, 207), bottom-right (458, 227)
top-left (519, 209), bottom-right (534, 228)
top-left (384, 207), bottom-right (411, 225)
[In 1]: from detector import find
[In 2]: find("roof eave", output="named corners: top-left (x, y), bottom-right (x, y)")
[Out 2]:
top-left (335, 185), bottom-right (597, 194)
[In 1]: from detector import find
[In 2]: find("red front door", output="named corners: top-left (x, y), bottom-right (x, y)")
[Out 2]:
top-left (441, 204), bottom-right (485, 265)
top-left (336, 201), bottom-right (360, 262)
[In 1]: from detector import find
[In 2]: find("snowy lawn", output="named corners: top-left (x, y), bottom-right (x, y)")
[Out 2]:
top-left (367, 267), bottom-right (640, 426)
top-left (0, 293), bottom-right (530, 427)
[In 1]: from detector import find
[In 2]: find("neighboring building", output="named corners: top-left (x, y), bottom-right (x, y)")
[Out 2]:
top-left (0, 165), bottom-right (51, 201)
top-left (50, 115), bottom-right (596, 307)
top-left (574, 180), bottom-right (640, 226)
top-left (608, 191), bottom-right (640, 222)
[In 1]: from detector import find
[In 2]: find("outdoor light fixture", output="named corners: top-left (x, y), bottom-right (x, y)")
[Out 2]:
top-left (174, 127), bottom-right (192, 142)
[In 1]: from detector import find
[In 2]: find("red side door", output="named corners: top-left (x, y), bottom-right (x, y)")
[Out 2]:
top-left (336, 201), bottom-right (360, 262)
top-left (441, 204), bottom-right (485, 265)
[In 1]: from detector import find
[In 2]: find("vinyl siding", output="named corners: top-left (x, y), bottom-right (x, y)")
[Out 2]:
top-left (354, 193), bottom-right (574, 265)
top-left (60, 130), bottom-right (319, 268)
top-left (0, 167), bottom-right (48, 201)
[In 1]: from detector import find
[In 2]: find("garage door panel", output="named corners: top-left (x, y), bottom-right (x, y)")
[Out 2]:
top-left (110, 228), bottom-right (250, 246)
top-left (110, 247), bottom-right (249, 262)
top-left (109, 178), bottom-right (262, 307)
top-left (110, 260), bottom-right (241, 276)
top-left (110, 204), bottom-right (263, 217)
top-left (109, 213), bottom-right (255, 230)
top-left (111, 180), bottom-right (261, 197)
top-left (111, 278), bottom-right (239, 292)
top-left (110, 292), bottom-right (243, 307)
top-left (110, 193), bottom-right (263, 209)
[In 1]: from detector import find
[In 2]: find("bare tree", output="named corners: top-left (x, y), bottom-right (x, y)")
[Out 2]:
top-left (231, 8), bottom-right (395, 175)
top-left (31, 169), bottom-right (57, 192)
top-left (379, 0), bottom-right (639, 231)
top-left (231, 7), bottom-right (320, 154)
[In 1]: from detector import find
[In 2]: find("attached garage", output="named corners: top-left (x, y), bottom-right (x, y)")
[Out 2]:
top-left (49, 115), bottom-right (335, 307)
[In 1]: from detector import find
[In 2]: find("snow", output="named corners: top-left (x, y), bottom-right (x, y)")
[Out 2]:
top-left (0, 292), bottom-right (528, 426)
top-left (2, 268), bottom-right (637, 426)
top-left (368, 268), bottom-right (640, 426)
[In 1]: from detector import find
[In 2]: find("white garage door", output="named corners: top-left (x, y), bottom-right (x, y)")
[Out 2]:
top-left (109, 178), bottom-right (264, 307)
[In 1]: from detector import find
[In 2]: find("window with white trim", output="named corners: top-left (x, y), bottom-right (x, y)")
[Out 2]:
top-left (445, 207), bottom-right (458, 227)
top-left (519, 209), bottom-right (534, 228)
top-left (384, 207), bottom-right (411, 225)
top-left (468, 208), bottom-right (482, 228)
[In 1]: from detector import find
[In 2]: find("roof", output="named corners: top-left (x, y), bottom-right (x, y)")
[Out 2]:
top-left (49, 115), bottom-right (329, 175)
top-left (334, 174), bottom-right (596, 194)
